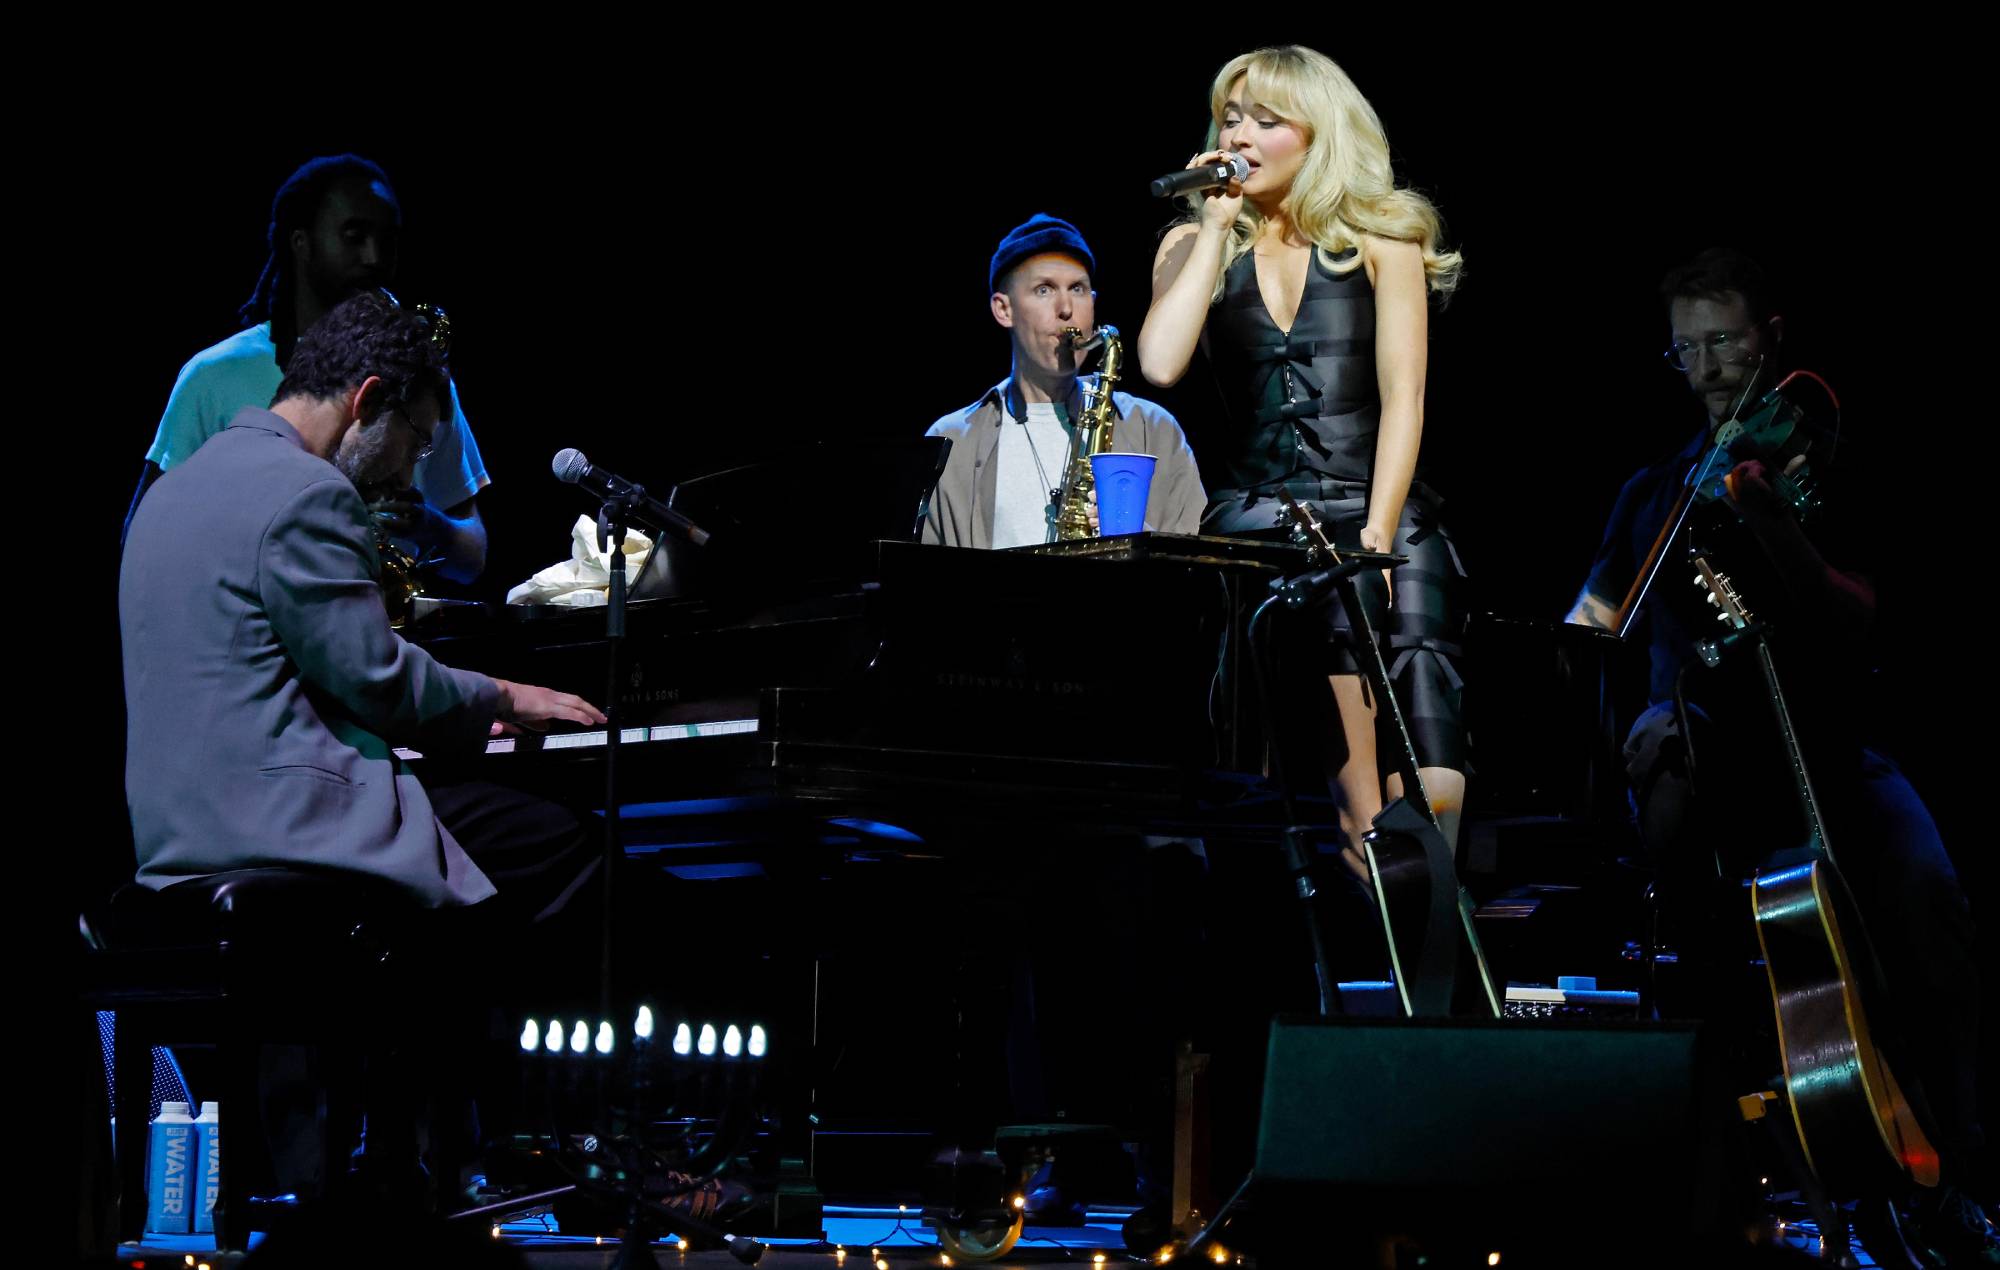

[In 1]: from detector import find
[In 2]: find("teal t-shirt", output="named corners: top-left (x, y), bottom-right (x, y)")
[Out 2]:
top-left (146, 322), bottom-right (489, 512)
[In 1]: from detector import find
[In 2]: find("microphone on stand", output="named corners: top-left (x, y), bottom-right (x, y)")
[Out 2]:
top-left (551, 448), bottom-right (711, 548)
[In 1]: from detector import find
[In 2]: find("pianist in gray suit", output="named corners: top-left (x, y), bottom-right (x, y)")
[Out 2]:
top-left (121, 291), bottom-right (605, 919)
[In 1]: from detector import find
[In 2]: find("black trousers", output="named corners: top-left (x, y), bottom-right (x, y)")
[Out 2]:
top-left (427, 777), bottom-right (603, 944)
top-left (268, 777), bottom-right (603, 1192)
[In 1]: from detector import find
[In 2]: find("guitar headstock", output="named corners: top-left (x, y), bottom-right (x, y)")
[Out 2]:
top-left (1691, 551), bottom-right (1754, 630)
top-left (1276, 492), bottom-right (1340, 568)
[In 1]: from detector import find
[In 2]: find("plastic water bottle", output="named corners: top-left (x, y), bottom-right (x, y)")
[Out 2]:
top-left (145, 1101), bottom-right (196, 1234)
top-left (193, 1101), bottom-right (221, 1235)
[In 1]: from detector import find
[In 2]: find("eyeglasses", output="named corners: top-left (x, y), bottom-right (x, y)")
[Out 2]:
top-left (1663, 323), bottom-right (1764, 372)
top-left (390, 407), bottom-right (435, 462)
top-left (377, 288), bottom-right (453, 361)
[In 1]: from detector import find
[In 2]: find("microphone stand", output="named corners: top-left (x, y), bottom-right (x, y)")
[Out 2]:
top-left (597, 493), bottom-right (639, 1029)
top-left (478, 479), bottom-right (755, 1266)
top-left (1245, 573), bottom-right (1361, 1018)
top-left (1179, 567), bottom-right (1367, 1267)
top-left (576, 464), bottom-right (711, 1080)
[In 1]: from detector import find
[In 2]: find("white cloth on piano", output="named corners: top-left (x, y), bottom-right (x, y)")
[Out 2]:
top-left (506, 514), bottom-right (654, 607)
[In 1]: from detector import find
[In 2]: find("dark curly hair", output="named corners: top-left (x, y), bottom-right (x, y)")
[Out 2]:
top-left (1659, 247), bottom-right (1777, 324)
top-left (271, 291), bottom-right (450, 419)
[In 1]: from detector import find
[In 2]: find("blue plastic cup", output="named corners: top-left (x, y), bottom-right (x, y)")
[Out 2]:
top-left (1090, 452), bottom-right (1157, 536)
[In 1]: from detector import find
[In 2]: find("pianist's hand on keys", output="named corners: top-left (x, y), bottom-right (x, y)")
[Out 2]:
top-left (492, 679), bottom-right (607, 733)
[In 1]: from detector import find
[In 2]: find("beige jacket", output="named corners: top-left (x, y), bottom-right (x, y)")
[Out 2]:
top-left (922, 376), bottom-right (1207, 548)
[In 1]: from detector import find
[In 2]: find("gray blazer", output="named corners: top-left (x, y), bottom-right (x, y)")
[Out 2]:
top-left (121, 409), bottom-right (501, 907)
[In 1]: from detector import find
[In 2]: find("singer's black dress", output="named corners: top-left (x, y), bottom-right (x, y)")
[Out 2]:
top-left (1198, 246), bottom-right (1467, 771)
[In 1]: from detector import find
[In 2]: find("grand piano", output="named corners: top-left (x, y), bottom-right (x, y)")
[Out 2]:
top-left (393, 445), bottom-right (1639, 1224)
top-left (403, 435), bottom-right (1628, 878)
top-left (405, 529), bottom-right (1321, 848)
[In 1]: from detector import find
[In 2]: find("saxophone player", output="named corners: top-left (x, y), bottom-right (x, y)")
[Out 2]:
top-left (923, 213), bottom-right (1206, 547)
top-left (915, 215), bottom-right (1213, 1240)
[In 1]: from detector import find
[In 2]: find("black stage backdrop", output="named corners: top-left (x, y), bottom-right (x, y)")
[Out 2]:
top-left (59, 29), bottom-right (1983, 1118)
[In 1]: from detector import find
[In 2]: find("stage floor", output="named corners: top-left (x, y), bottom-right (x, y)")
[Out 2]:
top-left (114, 1202), bottom-right (1857, 1267)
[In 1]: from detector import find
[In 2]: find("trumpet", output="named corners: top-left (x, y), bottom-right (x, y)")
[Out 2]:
top-left (376, 531), bottom-right (424, 628)
top-left (360, 484), bottom-right (426, 627)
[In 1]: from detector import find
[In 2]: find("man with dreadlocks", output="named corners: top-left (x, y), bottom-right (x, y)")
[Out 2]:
top-left (129, 154), bottom-right (490, 582)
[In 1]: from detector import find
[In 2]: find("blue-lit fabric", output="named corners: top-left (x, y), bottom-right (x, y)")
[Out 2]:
top-left (97, 1011), bottom-right (193, 1123)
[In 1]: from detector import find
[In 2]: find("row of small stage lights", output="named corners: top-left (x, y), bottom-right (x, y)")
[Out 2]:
top-left (517, 1006), bottom-right (769, 1059)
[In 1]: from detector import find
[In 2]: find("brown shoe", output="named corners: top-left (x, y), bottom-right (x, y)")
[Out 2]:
top-left (651, 1169), bottom-right (754, 1223)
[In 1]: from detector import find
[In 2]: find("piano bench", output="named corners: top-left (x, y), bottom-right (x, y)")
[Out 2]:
top-left (81, 868), bottom-right (454, 1253)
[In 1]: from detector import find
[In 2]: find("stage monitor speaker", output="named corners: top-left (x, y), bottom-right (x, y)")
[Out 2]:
top-left (1241, 1016), bottom-right (1748, 1260)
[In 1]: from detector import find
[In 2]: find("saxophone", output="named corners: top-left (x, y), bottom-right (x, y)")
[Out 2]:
top-left (1052, 324), bottom-right (1123, 541)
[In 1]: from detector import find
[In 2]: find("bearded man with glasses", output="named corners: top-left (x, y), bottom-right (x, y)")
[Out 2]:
top-left (121, 291), bottom-right (611, 1210)
top-left (1564, 248), bottom-right (1993, 1260)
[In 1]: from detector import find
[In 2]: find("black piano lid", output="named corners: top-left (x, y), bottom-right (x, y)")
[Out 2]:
top-left (642, 437), bottom-right (951, 602)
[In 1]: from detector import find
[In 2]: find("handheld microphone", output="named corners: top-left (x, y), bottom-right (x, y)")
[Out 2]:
top-left (1150, 153), bottom-right (1251, 199)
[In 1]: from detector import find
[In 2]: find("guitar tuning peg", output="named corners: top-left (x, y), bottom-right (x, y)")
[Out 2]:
top-left (1717, 611), bottom-right (1732, 623)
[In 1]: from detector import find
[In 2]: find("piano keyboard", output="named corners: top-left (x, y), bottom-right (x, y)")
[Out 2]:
top-left (395, 718), bottom-right (758, 761)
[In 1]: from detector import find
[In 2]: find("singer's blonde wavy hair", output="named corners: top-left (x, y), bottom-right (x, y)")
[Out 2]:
top-left (1186, 45), bottom-right (1463, 300)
